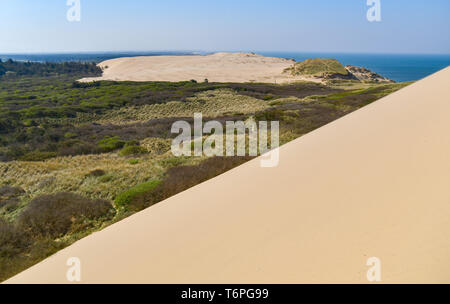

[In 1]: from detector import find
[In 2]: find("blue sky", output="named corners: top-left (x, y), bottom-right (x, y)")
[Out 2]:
top-left (1, 0), bottom-right (449, 54)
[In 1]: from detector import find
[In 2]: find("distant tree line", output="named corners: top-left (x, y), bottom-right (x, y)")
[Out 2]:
top-left (0, 59), bottom-right (102, 78)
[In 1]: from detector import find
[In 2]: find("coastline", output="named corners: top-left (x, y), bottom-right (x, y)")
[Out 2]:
top-left (2, 52), bottom-right (449, 82)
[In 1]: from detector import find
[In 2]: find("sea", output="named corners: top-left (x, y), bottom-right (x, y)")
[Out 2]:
top-left (1, 51), bottom-right (449, 83)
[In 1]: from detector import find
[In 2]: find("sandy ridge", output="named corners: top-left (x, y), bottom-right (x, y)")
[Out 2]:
top-left (79, 52), bottom-right (320, 83)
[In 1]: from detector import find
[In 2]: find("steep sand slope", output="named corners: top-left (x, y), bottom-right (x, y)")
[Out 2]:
top-left (6, 67), bottom-right (450, 284)
top-left (79, 52), bottom-right (319, 83)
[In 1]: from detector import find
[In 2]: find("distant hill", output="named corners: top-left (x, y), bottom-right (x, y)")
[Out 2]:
top-left (284, 58), bottom-right (349, 77)
top-left (284, 58), bottom-right (394, 83)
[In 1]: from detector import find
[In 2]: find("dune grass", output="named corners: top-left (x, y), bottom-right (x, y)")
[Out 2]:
top-left (51, 89), bottom-right (270, 125)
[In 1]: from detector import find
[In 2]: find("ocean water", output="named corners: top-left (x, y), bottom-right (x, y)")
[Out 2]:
top-left (260, 52), bottom-right (450, 82)
top-left (0, 51), bottom-right (194, 64)
top-left (1, 51), bottom-right (449, 83)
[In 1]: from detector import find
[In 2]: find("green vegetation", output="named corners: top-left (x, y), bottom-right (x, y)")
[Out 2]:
top-left (114, 180), bottom-right (162, 211)
top-left (19, 151), bottom-right (57, 162)
top-left (0, 59), bottom-right (101, 78)
top-left (0, 192), bottom-right (114, 281)
top-left (119, 145), bottom-right (148, 156)
top-left (285, 58), bottom-right (349, 77)
top-left (0, 60), bottom-right (412, 282)
top-left (115, 156), bottom-right (253, 212)
top-left (0, 76), bottom-right (339, 161)
top-left (98, 136), bottom-right (126, 152)
top-left (19, 192), bottom-right (115, 238)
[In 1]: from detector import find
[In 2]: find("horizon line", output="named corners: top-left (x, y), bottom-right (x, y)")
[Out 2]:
top-left (1, 50), bottom-right (450, 56)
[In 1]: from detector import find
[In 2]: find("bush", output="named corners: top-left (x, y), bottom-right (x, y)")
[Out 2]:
top-left (64, 132), bottom-right (78, 139)
top-left (98, 174), bottom-right (114, 183)
top-left (0, 218), bottom-right (31, 258)
top-left (124, 140), bottom-right (140, 147)
top-left (57, 140), bottom-right (98, 157)
top-left (87, 169), bottom-right (106, 177)
top-left (254, 108), bottom-right (284, 122)
top-left (132, 156), bottom-right (253, 210)
top-left (0, 186), bottom-right (25, 200)
top-left (158, 156), bottom-right (252, 197)
top-left (159, 156), bottom-right (187, 168)
top-left (0, 199), bottom-right (20, 212)
top-left (0, 220), bottom-right (64, 282)
top-left (0, 185), bottom-right (23, 211)
top-left (97, 136), bottom-right (125, 152)
top-left (119, 145), bottom-right (147, 156)
top-left (18, 192), bottom-right (115, 238)
top-left (19, 151), bottom-right (57, 161)
top-left (263, 94), bottom-right (274, 100)
top-left (114, 180), bottom-right (161, 211)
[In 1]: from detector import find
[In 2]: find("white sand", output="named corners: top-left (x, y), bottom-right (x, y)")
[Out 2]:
top-left (6, 67), bottom-right (450, 284)
top-left (79, 52), bottom-right (319, 83)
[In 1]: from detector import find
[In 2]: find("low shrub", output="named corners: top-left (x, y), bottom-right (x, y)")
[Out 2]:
top-left (119, 145), bottom-right (147, 156)
top-left (18, 192), bottom-right (115, 238)
top-left (97, 136), bottom-right (125, 152)
top-left (98, 174), bottom-right (114, 183)
top-left (86, 169), bottom-right (106, 177)
top-left (254, 108), bottom-right (284, 122)
top-left (158, 156), bottom-right (253, 197)
top-left (57, 140), bottom-right (98, 157)
top-left (115, 180), bottom-right (162, 211)
top-left (0, 227), bottom-right (64, 282)
top-left (124, 140), bottom-right (140, 147)
top-left (64, 132), bottom-right (78, 139)
top-left (0, 186), bottom-right (25, 200)
top-left (0, 185), bottom-right (23, 211)
top-left (0, 199), bottom-right (20, 212)
top-left (132, 156), bottom-right (253, 211)
top-left (0, 218), bottom-right (31, 258)
top-left (263, 94), bottom-right (274, 100)
top-left (19, 151), bottom-right (57, 161)
top-left (159, 156), bottom-right (187, 168)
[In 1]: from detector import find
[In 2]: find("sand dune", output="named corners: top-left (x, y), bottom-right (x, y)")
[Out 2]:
top-left (6, 67), bottom-right (450, 284)
top-left (79, 52), bottom-right (320, 83)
